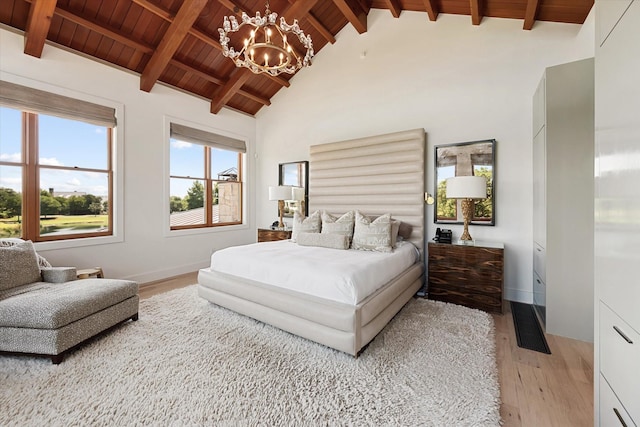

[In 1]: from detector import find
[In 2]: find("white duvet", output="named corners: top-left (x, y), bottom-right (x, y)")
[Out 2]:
top-left (209, 240), bottom-right (419, 305)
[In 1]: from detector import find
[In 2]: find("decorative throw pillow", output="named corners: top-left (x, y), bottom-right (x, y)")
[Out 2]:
top-left (291, 210), bottom-right (321, 242)
top-left (351, 211), bottom-right (393, 252)
top-left (296, 232), bottom-right (350, 250)
top-left (0, 238), bottom-right (52, 268)
top-left (321, 211), bottom-right (355, 241)
top-left (0, 240), bottom-right (42, 291)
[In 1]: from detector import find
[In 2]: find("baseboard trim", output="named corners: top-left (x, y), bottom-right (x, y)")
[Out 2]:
top-left (122, 260), bottom-right (208, 284)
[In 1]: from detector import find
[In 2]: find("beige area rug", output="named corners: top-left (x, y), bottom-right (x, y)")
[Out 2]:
top-left (0, 286), bottom-right (501, 426)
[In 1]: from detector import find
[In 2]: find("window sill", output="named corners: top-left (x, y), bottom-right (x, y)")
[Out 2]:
top-left (34, 234), bottom-right (124, 253)
top-left (165, 223), bottom-right (249, 238)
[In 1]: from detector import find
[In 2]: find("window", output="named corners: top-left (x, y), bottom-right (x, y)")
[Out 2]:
top-left (169, 123), bottom-right (244, 230)
top-left (0, 81), bottom-right (115, 242)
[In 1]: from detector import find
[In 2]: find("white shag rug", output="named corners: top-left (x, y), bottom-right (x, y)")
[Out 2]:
top-left (0, 285), bottom-right (501, 426)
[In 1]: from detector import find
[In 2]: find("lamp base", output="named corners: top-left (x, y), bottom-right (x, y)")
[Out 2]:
top-left (460, 198), bottom-right (475, 241)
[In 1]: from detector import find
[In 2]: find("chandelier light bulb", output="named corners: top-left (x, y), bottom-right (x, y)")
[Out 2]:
top-left (264, 53), bottom-right (269, 66)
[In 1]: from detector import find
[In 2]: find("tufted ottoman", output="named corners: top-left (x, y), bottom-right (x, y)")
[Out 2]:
top-left (0, 278), bottom-right (139, 364)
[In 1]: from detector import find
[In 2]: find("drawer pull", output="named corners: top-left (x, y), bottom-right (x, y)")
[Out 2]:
top-left (613, 326), bottom-right (634, 344)
top-left (613, 408), bottom-right (628, 427)
top-left (536, 279), bottom-right (541, 284)
top-left (536, 247), bottom-right (542, 252)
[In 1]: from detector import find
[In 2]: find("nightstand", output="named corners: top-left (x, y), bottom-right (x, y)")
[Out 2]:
top-left (257, 228), bottom-right (292, 242)
top-left (427, 241), bottom-right (504, 313)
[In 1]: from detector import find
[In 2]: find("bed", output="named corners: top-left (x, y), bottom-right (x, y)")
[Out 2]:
top-left (198, 128), bottom-right (426, 356)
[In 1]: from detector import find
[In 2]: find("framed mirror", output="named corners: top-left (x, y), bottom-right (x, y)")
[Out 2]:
top-left (434, 139), bottom-right (495, 225)
top-left (279, 161), bottom-right (308, 217)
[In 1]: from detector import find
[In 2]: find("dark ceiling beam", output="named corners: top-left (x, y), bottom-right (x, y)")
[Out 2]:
top-left (169, 59), bottom-right (271, 106)
top-left (53, 6), bottom-right (153, 53)
top-left (470, 0), bottom-right (483, 25)
top-left (385, 0), bottom-right (402, 18)
top-left (24, 0), bottom-right (57, 57)
top-left (421, 0), bottom-right (439, 21)
top-left (210, 68), bottom-right (252, 114)
top-left (217, 0), bottom-right (246, 16)
top-left (285, 0), bottom-right (336, 44)
top-left (282, 0), bottom-right (319, 21)
top-left (331, 0), bottom-right (367, 34)
top-left (140, 0), bottom-right (208, 92)
top-left (307, 12), bottom-right (336, 44)
top-left (523, 0), bottom-right (540, 30)
top-left (133, 0), bottom-right (290, 89)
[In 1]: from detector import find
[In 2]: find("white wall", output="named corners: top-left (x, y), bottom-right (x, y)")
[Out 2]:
top-left (0, 27), bottom-right (257, 283)
top-left (255, 10), bottom-right (595, 302)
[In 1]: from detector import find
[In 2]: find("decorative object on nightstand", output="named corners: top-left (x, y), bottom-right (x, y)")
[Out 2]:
top-left (428, 241), bottom-right (504, 313)
top-left (77, 267), bottom-right (104, 279)
top-left (268, 185), bottom-right (293, 229)
top-left (291, 186), bottom-right (306, 215)
top-left (257, 228), bottom-right (292, 242)
top-left (445, 176), bottom-right (487, 242)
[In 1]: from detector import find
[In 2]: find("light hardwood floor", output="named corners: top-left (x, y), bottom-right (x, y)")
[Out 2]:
top-left (139, 273), bottom-right (594, 427)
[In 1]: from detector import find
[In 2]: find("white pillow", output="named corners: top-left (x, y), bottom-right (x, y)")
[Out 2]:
top-left (291, 210), bottom-right (321, 242)
top-left (297, 232), bottom-right (350, 250)
top-left (0, 240), bottom-right (42, 291)
top-left (351, 211), bottom-right (393, 252)
top-left (321, 210), bottom-right (355, 241)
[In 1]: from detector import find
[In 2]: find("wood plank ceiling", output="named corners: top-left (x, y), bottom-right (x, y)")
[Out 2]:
top-left (1, 0), bottom-right (593, 116)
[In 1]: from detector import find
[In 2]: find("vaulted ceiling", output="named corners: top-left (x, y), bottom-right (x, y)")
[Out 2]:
top-left (1, 0), bottom-right (593, 116)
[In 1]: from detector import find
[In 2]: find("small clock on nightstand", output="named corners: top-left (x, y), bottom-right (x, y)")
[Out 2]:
top-left (257, 228), bottom-right (292, 242)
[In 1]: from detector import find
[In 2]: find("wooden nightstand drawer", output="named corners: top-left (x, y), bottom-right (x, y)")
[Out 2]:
top-left (257, 228), bottom-right (292, 242)
top-left (427, 242), bottom-right (504, 313)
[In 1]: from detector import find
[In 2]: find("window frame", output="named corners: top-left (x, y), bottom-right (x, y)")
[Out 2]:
top-left (9, 111), bottom-right (115, 242)
top-left (165, 117), bottom-right (247, 236)
top-left (0, 77), bottom-right (124, 250)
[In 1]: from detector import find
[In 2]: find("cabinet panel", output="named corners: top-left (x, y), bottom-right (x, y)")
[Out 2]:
top-left (532, 130), bottom-right (546, 248)
top-left (533, 243), bottom-right (546, 280)
top-left (599, 374), bottom-right (635, 427)
top-left (595, 0), bottom-right (640, 333)
top-left (533, 77), bottom-right (546, 136)
top-left (600, 302), bottom-right (640, 422)
top-left (533, 272), bottom-right (546, 326)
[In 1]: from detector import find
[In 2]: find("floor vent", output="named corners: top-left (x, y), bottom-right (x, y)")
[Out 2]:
top-left (511, 301), bottom-right (551, 354)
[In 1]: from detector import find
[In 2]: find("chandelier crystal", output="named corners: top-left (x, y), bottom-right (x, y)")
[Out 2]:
top-left (218, 1), bottom-right (314, 76)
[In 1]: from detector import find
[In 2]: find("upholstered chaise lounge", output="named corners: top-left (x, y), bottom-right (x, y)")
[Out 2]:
top-left (0, 239), bottom-right (139, 364)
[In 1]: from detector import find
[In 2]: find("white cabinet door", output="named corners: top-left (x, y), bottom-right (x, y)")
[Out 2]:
top-left (533, 77), bottom-right (546, 136)
top-left (595, 0), bottom-right (640, 332)
top-left (532, 129), bottom-right (546, 249)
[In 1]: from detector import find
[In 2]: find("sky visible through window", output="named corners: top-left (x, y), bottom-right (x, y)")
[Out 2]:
top-left (0, 107), bottom-right (109, 197)
top-left (170, 138), bottom-right (238, 198)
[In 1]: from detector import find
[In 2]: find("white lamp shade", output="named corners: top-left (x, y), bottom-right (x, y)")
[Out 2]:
top-left (446, 176), bottom-right (487, 199)
top-left (269, 185), bottom-right (293, 201)
top-left (291, 186), bottom-right (305, 201)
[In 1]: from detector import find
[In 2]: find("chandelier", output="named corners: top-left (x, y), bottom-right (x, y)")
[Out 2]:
top-left (218, 1), bottom-right (314, 76)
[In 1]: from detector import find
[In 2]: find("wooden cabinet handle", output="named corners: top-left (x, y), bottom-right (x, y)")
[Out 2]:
top-left (613, 408), bottom-right (628, 427)
top-left (613, 326), bottom-right (634, 344)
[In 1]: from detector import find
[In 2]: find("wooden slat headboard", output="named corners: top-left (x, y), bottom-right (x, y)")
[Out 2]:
top-left (309, 128), bottom-right (426, 258)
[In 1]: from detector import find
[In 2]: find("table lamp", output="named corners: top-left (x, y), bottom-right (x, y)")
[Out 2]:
top-left (445, 176), bottom-right (487, 242)
top-left (269, 185), bottom-right (293, 229)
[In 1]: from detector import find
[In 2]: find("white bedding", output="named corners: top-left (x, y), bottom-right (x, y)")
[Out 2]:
top-left (208, 240), bottom-right (419, 305)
